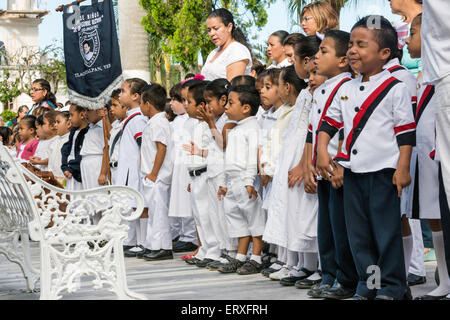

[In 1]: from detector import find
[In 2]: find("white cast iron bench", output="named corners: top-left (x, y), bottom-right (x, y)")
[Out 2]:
top-left (0, 143), bottom-right (146, 300)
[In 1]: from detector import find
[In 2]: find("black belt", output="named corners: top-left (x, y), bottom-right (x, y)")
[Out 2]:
top-left (109, 161), bottom-right (118, 168)
top-left (189, 167), bottom-right (207, 177)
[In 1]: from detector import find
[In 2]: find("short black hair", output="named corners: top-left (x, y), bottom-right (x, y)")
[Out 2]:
top-left (229, 85), bottom-right (260, 116)
top-left (324, 29), bottom-right (350, 57)
top-left (188, 81), bottom-right (208, 106)
top-left (36, 114), bottom-right (45, 126)
top-left (251, 59), bottom-right (266, 76)
top-left (170, 83), bottom-right (183, 102)
top-left (111, 88), bottom-right (121, 100)
top-left (83, 41), bottom-right (90, 48)
top-left (231, 75), bottom-right (256, 87)
top-left (141, 83), bottom-right (168, 111)
top-left (181, 78), bottom-right (202, 89)
top-left (351, 15), bottom-right (398, 61)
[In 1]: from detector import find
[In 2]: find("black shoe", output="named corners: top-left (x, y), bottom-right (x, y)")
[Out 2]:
top-left (195, 258), bottom-right (215, 268)
top-left (407, 273), bottom-right (426, 286)
top-left (307, 283), bottom-right (332, 298)
top-left (143, 249), bottom-right (173, 261)
top-left (172, 236), bottom-right (180, 245)
top-left (261, 253), bottom-right (277, 268)
top-left (173, 241), bottom-right (198, 253)
top-left (136, 248), bottom-right (153, 259)
top-left (375, 295), bottom-right (394, 300)
top-left (185, 257), bottom-right (201, 265)
top-left (404, 286), bottom-right (413, 300)
top-left (261, 261), bottom-right (284, 277)
top-left (280, 276), bottom-right (306, 286)
top-left (237, 260), bottom-right (264, 275)
top-left (218, 258), bottom-right (245, 274)
top-left (123, 245), bottom-right (135, 251)
top-left (124, 245), bottom-right (145, 257)
top-left (295, 278), bottom-right (322, 289)
top-left (322, 282), bottom-right (356, 300)
top-left (414, 294), bottom-right (448, 300)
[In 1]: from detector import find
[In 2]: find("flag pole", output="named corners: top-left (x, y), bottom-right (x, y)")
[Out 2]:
top-left (55, 0), bottom-right (87, 12)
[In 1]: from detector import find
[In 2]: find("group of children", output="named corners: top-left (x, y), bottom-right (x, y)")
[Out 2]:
top-left (2, 10), bottom-right (449, 301)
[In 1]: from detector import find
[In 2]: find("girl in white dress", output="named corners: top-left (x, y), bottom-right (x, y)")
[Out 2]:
top-left (29, 111), bottom-right (59, 172)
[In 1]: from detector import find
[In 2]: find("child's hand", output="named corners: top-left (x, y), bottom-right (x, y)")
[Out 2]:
top-left (316, 150), bottom-right (335, 181)
top-left (217, 186), bottom-right (227, 200)
top-left (330, 164), bottom-right (344, 190)
top-left (393, 167), bottom-right (412, 198)
top-left (64, 171), bottom-right (72, 179)
top-left (145, 173), bottom-right (157, 183)
top-left (182, 141), bottom-right (201, 156)
top-left (304, 164), bottom-right (318, 194)
top-left (260, 175), bottom-right (270, 188)
top-left (245, 185), bottom-right (258, 200)
top-left (288, 164), bottom-right (304, 188)
top-left (187, 184), bottom-right (191, 193)
top-left (98, 173), bottom-right (107, 186)
top-left (198, 105), bottom-right (215, 126)
top-left (29, 156), bottom-right (41, 164)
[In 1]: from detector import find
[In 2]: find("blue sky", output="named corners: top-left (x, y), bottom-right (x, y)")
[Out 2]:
top-left (1, 0), bottom-right (400, 49)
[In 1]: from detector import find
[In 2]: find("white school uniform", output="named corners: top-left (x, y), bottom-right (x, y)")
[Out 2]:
top-left (168, 114), bottom-right (197, 244)
top-left (141, 112), bottom-right (174, 251)
top-left (116, 108), bottom-right (147, 247)
top-left (108, 119), bottom-right (123, 185)
top-left (65, 129), bottom-right (83, 191)
top-left (48, 133), bottom-right (70, 187)
top-left (34, 136), bottom-right (58, 171)
top-left (263, 89), bottom-right (319, 253)
top-left (267, 58), bottom-right (292, 70)
top-left (80, 119), bottom-right (104, 190)
top-left (321, 70), bottom-right (416, 172)
top-left (218, 116), bottom-right (266, 238)
top-left (187, 119), bottom-right (221, 261)
top-left (206, 113), bottom-right (237, 251)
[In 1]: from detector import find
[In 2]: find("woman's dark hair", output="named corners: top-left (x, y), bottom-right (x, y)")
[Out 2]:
top-left (205, 78), bottom-right (230, 101)
top-left (20, 115), bottom-right (37, 131)
top-left (270, 30), bottom-right (289, 44)
top-left (57, 111), bottom-right (70, 122)
top-left (280, 66), bottom-right (307, 95)
top-left (33, 79), bottom-right (57, 106)
top-left (124, 78), bottom-right (148, 95)
top-left (207, 8), bottom-right (252, 54)
top-left (0, 126), bottom-right (13, 145)
top-left (170, 83), bottom-right (183, 102)
top-left (231, 75), bottom-right (255, 87)
top-left (264, 68), bottom-right (282, 86)
top-left (283, 33), bottom-right (305, 47)
top-left (351, 15), bottom-right (398, 61)
top-left (294, 35), bottom-right (321, 60)
top-left (111, 88), bottom-right (121, 100)
top-left (141, 83), bottom-right (168, 111)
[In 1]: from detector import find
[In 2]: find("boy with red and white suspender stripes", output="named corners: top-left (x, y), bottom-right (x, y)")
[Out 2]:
top-left (117, 78), bottom-right (150, 257)
top-left (317, 16), bottom-right (415, 300)
top-left (384, 54), bottom-right (427, 289)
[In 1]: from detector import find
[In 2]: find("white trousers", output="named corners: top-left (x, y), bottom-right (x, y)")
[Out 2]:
top-left (409, 219), bottom-right (426, 276)
top-left (190, 173), bottom-right (221, 261)
top-left (223, 176), bottom-right (266, 238)
top-left (207, 175), bottom-right (238, 251)
top-left (435, 74), bottom-right (450, 208)
top-left (170, 217), bottom-right (198, 244)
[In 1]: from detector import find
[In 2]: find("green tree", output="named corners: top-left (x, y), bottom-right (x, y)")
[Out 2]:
top-left (288, 0), bottom-right (358, 22)
top-left (139, 0), bottom-right (275, 72)
top-left (0, 71), bottom-right (21, 110)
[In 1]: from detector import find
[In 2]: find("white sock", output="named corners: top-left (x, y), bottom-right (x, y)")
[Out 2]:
top-left (140, 218), bottom-right (148, 248)
top-left (307, 272), bottom-right (322, 281)
top-left (236, 253), bottom-right (247, 262)
top-left (303, 252), bottom-right (318, 272)
top-left (251, 255), bottom-right (262, 264)
top-left (297, 252), bottom-right (304, 269)
top-left (287, 250), bottom-right (299, 268)
top-left (278, 246), bottom-right (287, 264)
top-left (427, 231), bottom-right (450, 297)
top-left (135, 219), bottom-right (142, 246)
top-left (227, 250), bottom-right (237, 258)
top-left (403, 235), bottom-right (413, 275)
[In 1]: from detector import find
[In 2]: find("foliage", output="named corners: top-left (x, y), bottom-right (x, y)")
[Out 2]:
top-left (0, 109), bottom-right (17, 122)
top-left (139, 0), bottom-right (275, 72)
top-left (287, 0), bottom-right (358, 22)
top-left (37, 46), bottom-right (67, 95)
top-left (0, 71), bottom-right (21, 110)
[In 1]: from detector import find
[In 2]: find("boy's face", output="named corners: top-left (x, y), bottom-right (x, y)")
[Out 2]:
top-left (284, 45), bottom-right (295, 65)
top-left (347, 27), bottom-right (390, 75)
top-left (308, 63), bottom-right (327, 92)
top-left (315, 37), bottom-right (347, 78)
top-left (225, 91), bottom-right (249, 121)
top-left (140, 98), bottom-right (152, 118)
top-left (110, 98), bottom-right (127, 121)
top-left (406, 20), bottom-right (421, 59)
top-left (186, 91), bottom-right (199, 119)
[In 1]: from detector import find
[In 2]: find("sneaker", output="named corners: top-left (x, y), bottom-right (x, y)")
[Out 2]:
top-left (195, 258), bottom-right (216, 268)
top-left (207, 256), bottom-right (230, 271)
top-left (218, 258), bottom-right (245, 274)
top-left (237, 260), bottom-right (264, 275)
top-left (307, 283), bottom-right (332, 298)
top-left (269, 266), bottom-right (291, 281)
top-left (124, 245), bottom-right (145, 257)
top-left (261, 260), bottom-right (284, 277)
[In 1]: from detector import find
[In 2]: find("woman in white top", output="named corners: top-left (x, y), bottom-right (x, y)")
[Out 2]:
top-left (202, 8), bottom-right (252, 81)
top-left (267, 30), bottom-right (291, 69)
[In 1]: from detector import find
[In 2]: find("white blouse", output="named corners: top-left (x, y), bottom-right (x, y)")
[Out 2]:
top-left (201, 41), bottom-right (252, 81)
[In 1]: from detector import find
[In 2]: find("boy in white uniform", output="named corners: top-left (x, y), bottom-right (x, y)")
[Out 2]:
top-left (117, 78), bottom-right (149, 256)
top-left (139, 84), bottom-right (174, 261)
top-left (109, 89), bottom-right (127, 185)
top-left (217, 85), bottom-right (266, 275)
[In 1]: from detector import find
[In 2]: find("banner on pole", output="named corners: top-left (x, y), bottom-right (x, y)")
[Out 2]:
top-left (63, 0), bottom-right (122, 110)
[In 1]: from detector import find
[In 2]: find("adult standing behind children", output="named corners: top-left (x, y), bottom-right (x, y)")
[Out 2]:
top-left (299, 1), bottom-right (339, 38)
top-left (28, 79), bottom-right (57, 115)
top-left (267, 31), bottom-right (291, 69)
top-left (201, 8), bottom-right (252, 81)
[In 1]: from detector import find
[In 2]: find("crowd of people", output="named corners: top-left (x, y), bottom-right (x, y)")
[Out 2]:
top-left (1, 0), bottom-right (449, 301)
